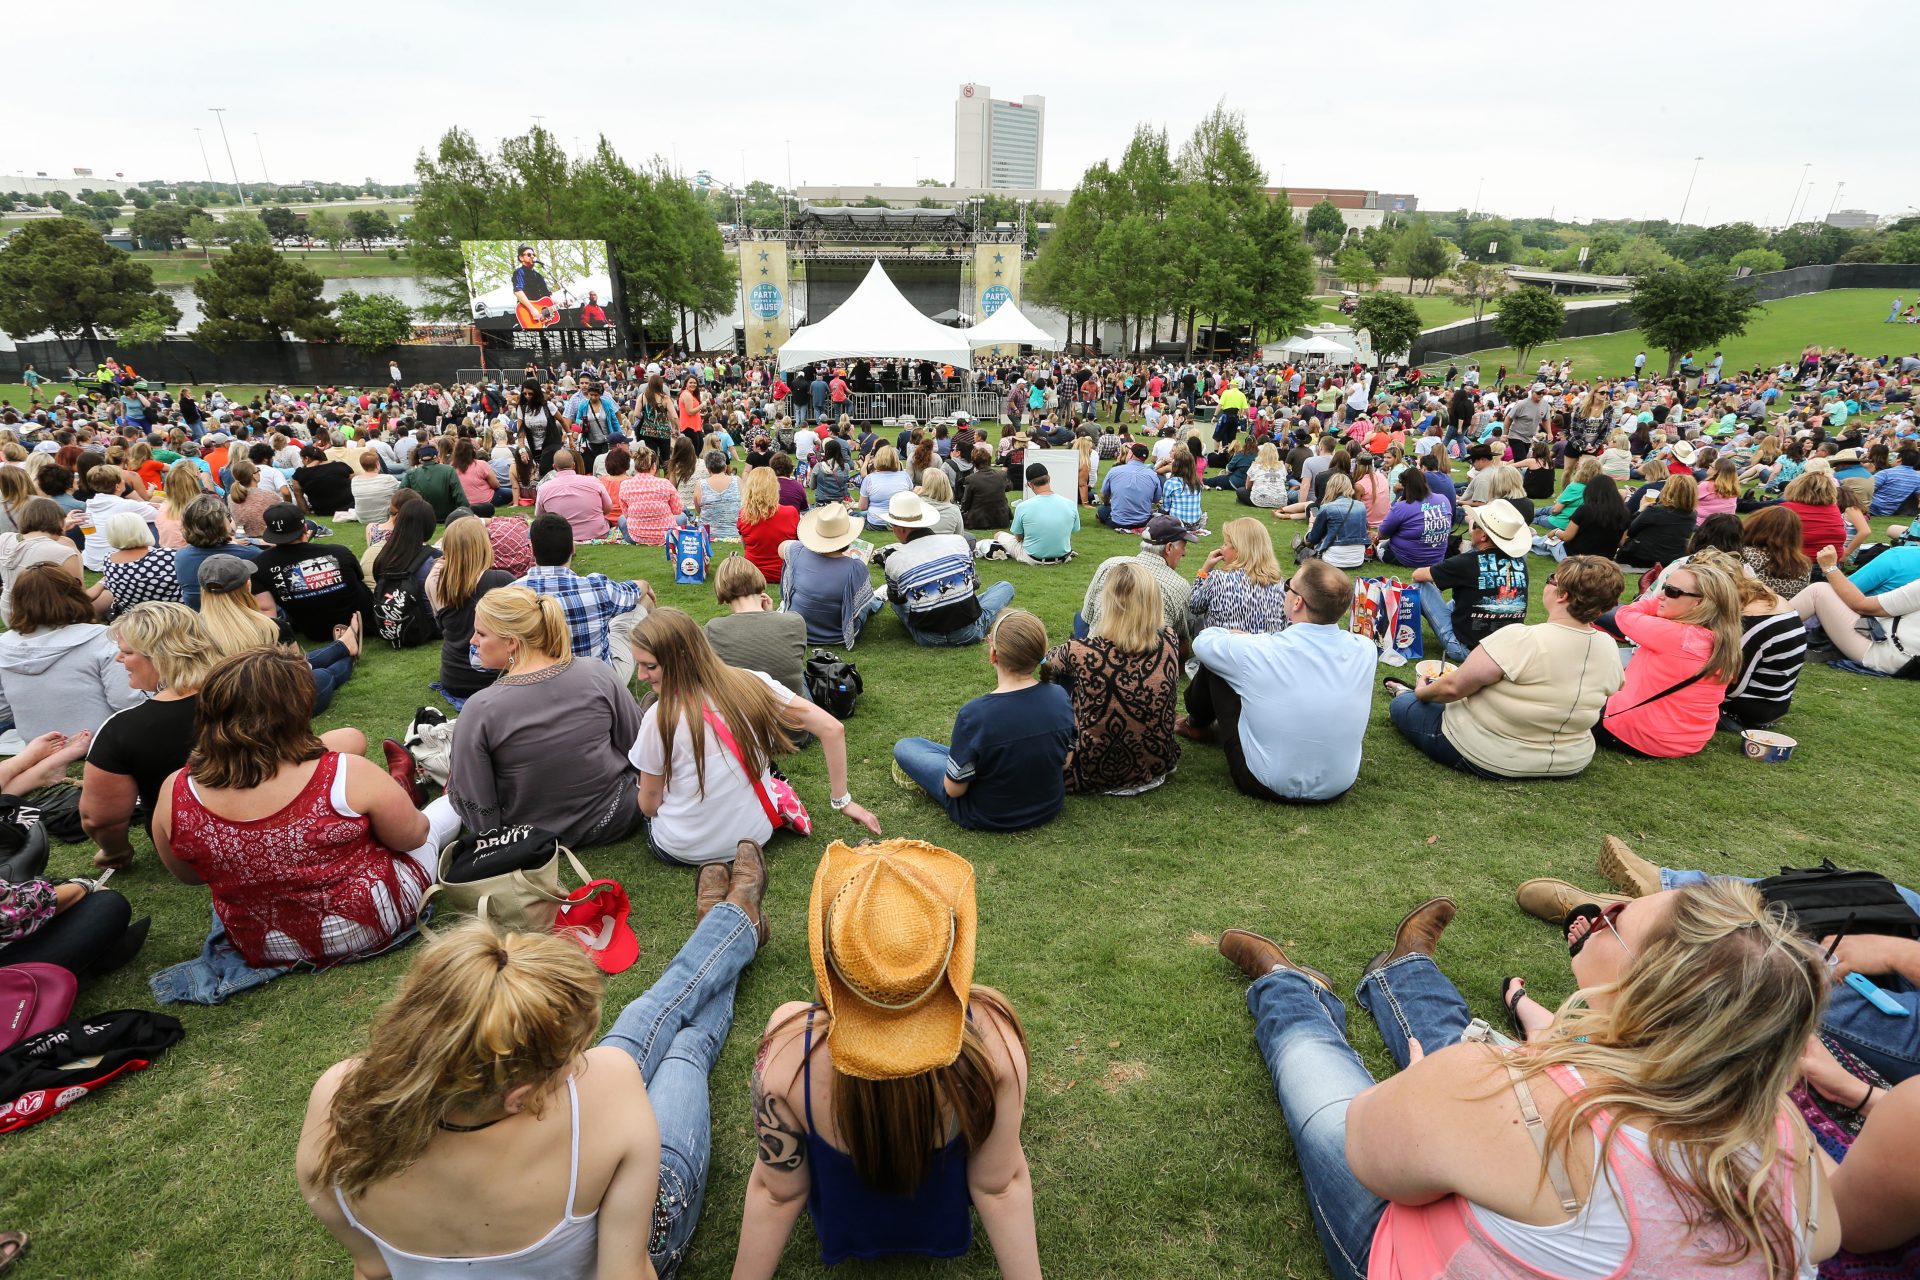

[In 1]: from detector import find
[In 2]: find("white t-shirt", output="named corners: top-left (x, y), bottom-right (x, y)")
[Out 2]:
top-left (1151, 437), bottom-right (1177, 464)
top-left (627, 669), bottom-right (794, 864)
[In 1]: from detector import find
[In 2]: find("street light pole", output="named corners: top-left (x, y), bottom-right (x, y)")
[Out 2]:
top-left (253, 132), bottom-right (270, 185)
top-left (209, 108), bottom-right (244, 206)
top-left (193, 128), bottom-right (214, 183)
top-left (1471, 176), bottom-right (1484, 217)
top-left (1676, 155), bottom-right (1703, 226)
top-left (1784, 163), bottom-right (1811, 227)
top-left (1826, 181), bottom-right (1847, 221)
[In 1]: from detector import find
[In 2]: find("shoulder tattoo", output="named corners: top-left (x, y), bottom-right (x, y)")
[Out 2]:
top-left (751, 1070), bottom-right (806, 1171)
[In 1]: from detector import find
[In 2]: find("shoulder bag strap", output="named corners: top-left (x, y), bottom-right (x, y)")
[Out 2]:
top-left (1603, 664), bottom-right (1711, 718)
top-left (702, 707), bottom-right (779, 827)
top-left (1503, 1059), bottom-right (1580, 1213)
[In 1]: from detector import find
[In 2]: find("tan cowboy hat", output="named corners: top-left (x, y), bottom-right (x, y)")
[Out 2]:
top-left (797, 502), bottom-right (863, 554)
top-left (883, 490), bottom-right (941, 529)
top-left (808, 839), bottom-right (977, 1081)
top-left (1465, 499), bottom-right (1531, 558)
top-left (1670, 439), bottom-right (1698, 466)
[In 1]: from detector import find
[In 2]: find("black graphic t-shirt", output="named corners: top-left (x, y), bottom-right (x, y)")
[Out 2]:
top-left (1429, 550), bottom-right (1529, 651)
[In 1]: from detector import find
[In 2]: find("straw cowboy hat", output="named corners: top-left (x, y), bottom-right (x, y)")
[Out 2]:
top-left (797, 503), bottom-right (863, 554)
top-left (1464, 499), bottom-right (1532, 559)
top-left (808, 839), bottom-right (977, 1081)
top-left (883, 491), bottom-right (941, 529)
top-left (1670, 439), bottom-right (1698, 467)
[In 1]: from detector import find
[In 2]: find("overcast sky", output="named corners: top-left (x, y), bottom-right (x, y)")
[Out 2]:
top-left (10, 0), bottom-right (1916, 229)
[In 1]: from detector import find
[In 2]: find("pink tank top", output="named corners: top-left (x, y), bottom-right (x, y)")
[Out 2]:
top-left (169, 753), bottom-right (430, 967)
top-left (1369, 1064), bottom-right (1809, 1280)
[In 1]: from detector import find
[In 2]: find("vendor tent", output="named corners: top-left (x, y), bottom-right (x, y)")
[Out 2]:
top-left (965, 299), bottom-right (1059, 349)
top-left (1302, 334), bottom-right (1354, 356)
top-left (1272, 335), bottom-right (1313, 353)
top-left (778, 260), bottom-right (974, 371)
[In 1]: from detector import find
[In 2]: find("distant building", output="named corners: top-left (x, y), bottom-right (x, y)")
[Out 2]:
top-left (795, 184), bottom-right (1071, 210)
top-left (953, 85), bottom-right (1045, 188)
top-left (1825, 209), bottom-right (1879, 230)
top-left (1261, 186), bottom-right (1419, 232)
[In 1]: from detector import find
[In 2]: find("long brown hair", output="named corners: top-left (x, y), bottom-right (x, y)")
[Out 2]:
top-left (631, 607), bottom-right (791, 794)
top-left (436, 517), bottom-right (496, 612)
top-left (781, 986), bottom-right (1025, 1193)
top-left (316, 921), bottom-right (602, 1196)
top-left (189, 648), bottom-right (325, 790)
top-left (1739, 506), bottom-right (1809, 580)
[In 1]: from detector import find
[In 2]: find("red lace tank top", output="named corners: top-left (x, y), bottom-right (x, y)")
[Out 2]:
top-left (169, 753), bottom-right (431, 967)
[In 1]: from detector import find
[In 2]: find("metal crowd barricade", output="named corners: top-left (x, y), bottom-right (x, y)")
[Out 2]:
top-left (927, 391), bottom-right (1007, 421)
top-left (844, 392), bottom-right (931, 422)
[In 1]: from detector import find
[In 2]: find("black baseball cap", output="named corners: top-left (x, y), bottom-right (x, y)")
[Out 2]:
top-left (1024, 462), bottom-right (1052, 484)
top-left (262, 503), bottom-right (305, 544)
top-left (1144, 514), bottom-right (1200, 546)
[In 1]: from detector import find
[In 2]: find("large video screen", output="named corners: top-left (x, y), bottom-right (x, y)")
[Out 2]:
top-left (461, 240), bottom-right (618, 332)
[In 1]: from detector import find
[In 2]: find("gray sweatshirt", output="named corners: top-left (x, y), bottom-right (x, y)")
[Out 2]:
top-left (0, 624), bottom-right (144, 739)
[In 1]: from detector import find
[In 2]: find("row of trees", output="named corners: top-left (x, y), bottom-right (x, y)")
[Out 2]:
top-left (405, 126), bottom-right (731, 344)
top-left (0, 180), bottom-right (414, 215)
top-left (127, 203), bottom-right (399, 255)
top-left (1025, 107), bottom-right (1316, 356)
top-left (1421, 209), bottom-right (1920, 275)
top-left (0, 218), bottom-right (418, 360)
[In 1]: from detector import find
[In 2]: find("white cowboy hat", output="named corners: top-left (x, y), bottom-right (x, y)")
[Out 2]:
top-left (883, 491), bottom-right (941, 529)
top-left (1670, 439), bottom-right (1698, 466)
top-left (1465, 499), bottom-right (1531, 558)
top-left (797, 503), bottom-right (864, 553)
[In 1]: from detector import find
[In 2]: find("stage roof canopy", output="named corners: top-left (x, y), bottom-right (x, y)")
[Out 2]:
top-left (795, 205), bottom-right (966, 235)
top-left (966, 298), bottom-right (1058, 350)
top-left (778, 260), bottom-right (974, 371)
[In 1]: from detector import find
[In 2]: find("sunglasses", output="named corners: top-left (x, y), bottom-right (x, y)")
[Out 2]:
top-left (1563, 902), bottom-right (1635, 962)
top-left (1660, 584), bottom-right (1703, 600)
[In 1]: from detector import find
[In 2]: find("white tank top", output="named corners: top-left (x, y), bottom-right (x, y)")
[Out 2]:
top-left (333, 1077), bottom-right (599, 1279)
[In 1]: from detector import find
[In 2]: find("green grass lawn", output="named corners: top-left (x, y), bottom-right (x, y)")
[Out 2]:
top-left (1317, 292), bottom-right (1488, 329)
top-left (1443, 289), bottom-right (1920, 377)
top-left (5, 464), bottom-right (1919, 1278)
top-left (132, 249), bottom-right (417, 285)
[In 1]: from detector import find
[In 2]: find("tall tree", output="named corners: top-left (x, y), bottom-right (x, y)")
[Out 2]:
top-left (1351, 293), bottom-right (1422, 365)
top-left (1304, 199), bottom-right (1346, 241)
top-left (344, 209), bottom-right (395, 253)
top-left (0, 219), bottom-right (180, 364)
top-left (192, 243), bottom-right (339, 346)
top-left (1172, 103), bottom-right (1266, 352)
top-left (1451, 260), bottom-right (1507, 321)
top-left (258, 205), bottom-right (300, 247)
top-left (334, 290), bottom-right (415, 353)
top-left (406, 128), bottom-right (508, 319)
top-left (1492, 286), bottom-right (1566, 370)
top-left (1243, 197), bottom-right (1317, 339)
top-left (1335, 246), bottom-right (1380, 290)
top-left (1630, 266), bottom-right (1763, 374)
top-left (1391, 220), bottom-right (1454, 294)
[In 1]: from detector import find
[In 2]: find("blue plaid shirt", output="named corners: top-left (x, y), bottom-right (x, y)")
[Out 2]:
top-left (514, 566), bottom-right (644, 663)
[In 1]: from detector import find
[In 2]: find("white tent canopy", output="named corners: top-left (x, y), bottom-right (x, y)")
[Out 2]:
top-left (965, 298), bottom-right (1059, 350)
top-left (1302, 334), bottom-right (1354, 355)
top-left (777, 260), bottom-right (974, 371)
top-left (1272, 335), bottom-right (1313, 353)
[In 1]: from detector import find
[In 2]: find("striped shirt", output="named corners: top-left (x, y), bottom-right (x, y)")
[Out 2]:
top-left (618, 474), bottom-right (684, 546)
top-left (1723, 608), bottom-right (1807, 728)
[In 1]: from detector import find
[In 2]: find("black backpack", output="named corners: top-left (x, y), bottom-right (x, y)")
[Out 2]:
top-left (1757, 860), bottom-right (1920, 941)
top-left (805, 649), bottom-right (862, 719)
top-left (373, 548), bottom-right (441, 649)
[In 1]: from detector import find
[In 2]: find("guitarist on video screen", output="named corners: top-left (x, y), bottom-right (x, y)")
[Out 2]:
top-left (512, 244), bottom-right (559, 328)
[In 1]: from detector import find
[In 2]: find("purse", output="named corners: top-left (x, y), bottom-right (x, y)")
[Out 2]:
top-left (702, 709), bottom-right (811, 836)
top-left (416, 824), bottom-right (592, 936)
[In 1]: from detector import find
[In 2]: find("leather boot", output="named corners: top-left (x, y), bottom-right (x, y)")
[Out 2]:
top-left (1364, 897), bottom-right (1456, 975)
top-left (1218, 928), bottom-right (1332, 991)
top-left (1599, 835), bottom-right (1660, 898)
top-left (724, 839), bottom-right (770, 947)
top-left (696, 863), bottom-right (731, 924)
top-left (1515, 878), bottom-right (1629, 925)
top-left (382, 740), bottom-right (423, 808)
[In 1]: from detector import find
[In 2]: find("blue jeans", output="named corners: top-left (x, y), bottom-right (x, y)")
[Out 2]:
top-left (1096, 503), bottom-right (1148, 529)
top-left (1414, 581), bottom-right (1471, 664)
top-left (1248, 954), bottom-right (1471, 1280)
top-left (307, 641), bottom-right (354, 715)
top-left (1660, 868), bottom-right (1920, 1085)
top-left (892, 736), bottom-right (959, 822)
top-left (1387, 691), bottom-right (1484, 777)
top-left (598, 901), bottom-right (759, 1279)
top-left (892, 579), bottom-right (1014, 647)
top-left (1071, 610), bottom-right (1090, 640)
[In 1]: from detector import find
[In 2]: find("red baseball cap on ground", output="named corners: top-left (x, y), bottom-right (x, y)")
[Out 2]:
top-left (555, 881), bottom-right (639, 975)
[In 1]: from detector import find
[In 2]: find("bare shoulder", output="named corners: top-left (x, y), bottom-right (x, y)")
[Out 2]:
top-left (308, 1057), bottom-right (358, 1111)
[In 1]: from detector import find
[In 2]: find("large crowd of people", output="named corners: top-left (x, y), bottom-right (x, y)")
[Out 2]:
top-left (4, 334), bottom-right (1920, 1278)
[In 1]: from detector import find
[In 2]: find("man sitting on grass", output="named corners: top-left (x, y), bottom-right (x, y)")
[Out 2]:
top-left (1178, 557), bottom-right (1372, 804)
top-left (513, 513), bottom-right (653, 681)
top-left (1096, 442), bottom-right (1160, 530)
top-left (987, 463), bottom-right (1080, 565)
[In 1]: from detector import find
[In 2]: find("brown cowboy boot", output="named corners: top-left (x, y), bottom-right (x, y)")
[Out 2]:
top-left (696, 863), bottom-right (731, 924)
top-left (1219, 928), bottom-right (1332, 991)
top-left (1364, 897), bottom-right (1456, 975)
top-left (724, 839), bottom-right (770, 947)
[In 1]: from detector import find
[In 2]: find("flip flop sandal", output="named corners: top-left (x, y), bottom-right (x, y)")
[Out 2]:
top-left (1498, 976), bottom-right (1530, 1040)
top-left (0, 1231), bottom-right (31, 1275)
top-left (1381, 677), bottom-right (1415, 699)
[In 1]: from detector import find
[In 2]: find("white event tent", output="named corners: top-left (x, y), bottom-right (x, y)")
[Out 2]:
top-left (778, 260), bottom-right (974, 371)
top-left (965, 298), bottom-right (1059, 349)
